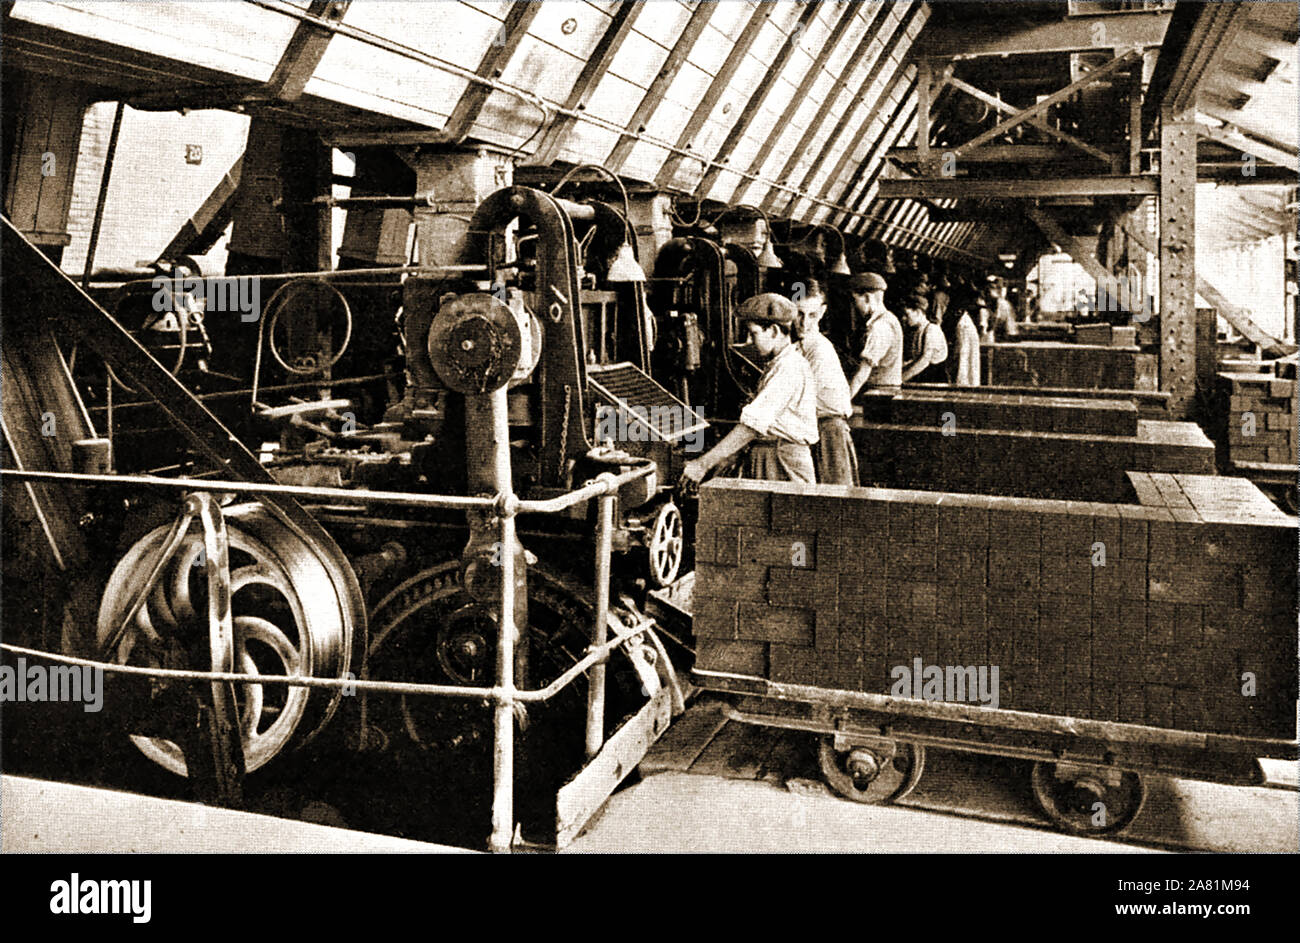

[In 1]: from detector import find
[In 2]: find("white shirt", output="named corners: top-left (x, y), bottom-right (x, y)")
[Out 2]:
top-left (798, 331), bottom-right (853, 419)
top-left (956, 313), bottom-right (980, 386)
top-left (859, 309), bottom-right (904, 387)
top-left (740, 342), bottom-right (819, 446)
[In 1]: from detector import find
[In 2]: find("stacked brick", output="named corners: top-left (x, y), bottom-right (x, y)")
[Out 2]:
top-left (851, 418), bottom-right (1215, 502)
top-left (694, 478), bottom-right (1297, 740)
top-left (887, 390), bottom-right (1138, 436)
top-left (1072, 324), bottom-right (1138, 348)
top-left (1217, 372), bottom-right (1297, 467)
top-left (985, 342), bottom-right (1158, 390)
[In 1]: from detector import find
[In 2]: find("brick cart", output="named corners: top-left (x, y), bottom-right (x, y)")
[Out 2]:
top-left (690, 479), bottom-right (1298, 836)
top-left (1213, 369), bottom-right (1298, 513)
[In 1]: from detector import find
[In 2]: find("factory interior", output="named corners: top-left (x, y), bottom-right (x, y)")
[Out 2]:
top-left (1, 0), bottom-right (1297, 855)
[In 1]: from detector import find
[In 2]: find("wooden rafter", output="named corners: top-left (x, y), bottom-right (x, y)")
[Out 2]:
top-left (262, 0), bottom-right (351, 102)
top-left (655, 3), bottom-right (771, 188)
top-left (729, 2), bottom-right (862, 204)
top-left (759, 1), bottom-right (895, 213)
top-left (528, 1), bottom-right (643, 166)
top-left (841, 89), bottom-right (919, 228)
top-left (820, 64), bottom-right (918, 222)
top-left (693, 4), bottom-right (821, 199)
top-left (440, 1), bottom-right (542, 143)
top-left (780, 1), bottom-right (924, 216)
top-left (606, 1), bottom-right (719, 173)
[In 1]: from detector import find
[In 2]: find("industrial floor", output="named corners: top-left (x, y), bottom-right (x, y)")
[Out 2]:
top-left (567, 699), bottom-right (1300, 854)
top-left (4, 698), bottom-right (1295, 854)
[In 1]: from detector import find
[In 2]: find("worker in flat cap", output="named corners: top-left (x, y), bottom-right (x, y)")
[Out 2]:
top-left (846, 271), bottom-right (904, 397)
top-left (681, 293), bottom-right (818, 486)
top-left (792, 279), bottom-right (858, 486)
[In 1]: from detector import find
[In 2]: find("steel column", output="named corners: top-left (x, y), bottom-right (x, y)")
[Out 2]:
top-left (1159, 109), bottom-right (1198, 419)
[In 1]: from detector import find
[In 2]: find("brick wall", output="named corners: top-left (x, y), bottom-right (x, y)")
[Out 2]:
top-left (62, 104), bottom-right (249, 276)
top-left (694, 478), bottom-right (1296, 739)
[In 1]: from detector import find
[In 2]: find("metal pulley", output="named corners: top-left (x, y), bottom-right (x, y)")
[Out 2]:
top-left (428, 293), bottom-right (523, 394)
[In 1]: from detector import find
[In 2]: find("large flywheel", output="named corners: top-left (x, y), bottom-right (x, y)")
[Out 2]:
top-left (96, 502), bottom-right (358, 774)
top-left (365, 560), bottom-right (646, 753)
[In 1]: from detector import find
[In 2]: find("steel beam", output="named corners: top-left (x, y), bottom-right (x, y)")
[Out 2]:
top-left (877, 175), bottom-right (1156, 199)
top-left (694, 4), bottom-right (821, 198)
top-left (1159, 110), bottom-right (1197, 418)
top-left (890, 145), bottom-right (1085, 164)
top-left (914, 10), bottom-right (1170, 59)
top-left (942, 75), bottom-right (1116, 165)
top-left (529, 2), bottom-right (642, 167)
top-left (1162, 2), bottom-right (1254, 118)
top-left (606, 1), bottom-right (718, 173)
top-left (949, 51), bottom-right (1142, 160)
top-left (655, 4), bottom-right (771, 188)
top-left (1196, 120), bottom-right (1299, 172)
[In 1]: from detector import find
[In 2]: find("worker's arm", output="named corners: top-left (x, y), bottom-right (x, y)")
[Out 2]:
top-left (900, 356), bottom-right (930, 383)
top-left (681, 423), bottom-right (758, 484)
top-left (848, 360), bottom-right (875, 399)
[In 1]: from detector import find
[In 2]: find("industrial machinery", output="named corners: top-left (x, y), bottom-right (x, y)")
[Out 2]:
top-left (1, 180), bottom-right (705, 847)
top-left (648, 234), bottom-right (762, 422)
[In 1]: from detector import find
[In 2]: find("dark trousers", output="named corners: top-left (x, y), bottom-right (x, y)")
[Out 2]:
top-left (813, 416), bottom-right (859, 486)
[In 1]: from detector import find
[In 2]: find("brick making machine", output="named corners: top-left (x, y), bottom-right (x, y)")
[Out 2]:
top-left (1, 180), bottom-right (712, 848)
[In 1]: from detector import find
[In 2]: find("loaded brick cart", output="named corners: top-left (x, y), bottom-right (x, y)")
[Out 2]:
top-left (690, 479), bottom-right (1297, 835)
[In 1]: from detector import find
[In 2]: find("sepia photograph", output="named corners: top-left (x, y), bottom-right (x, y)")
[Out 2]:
top-left (0, 0), bottom-right (1296, 900)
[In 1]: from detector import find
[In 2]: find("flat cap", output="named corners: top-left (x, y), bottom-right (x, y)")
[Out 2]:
top-left (847, 271), bottom-right (888, 293)
top-left (736, 293), bottom-right (797, 327)
top-left (904, 290), bottom-right (929, 310)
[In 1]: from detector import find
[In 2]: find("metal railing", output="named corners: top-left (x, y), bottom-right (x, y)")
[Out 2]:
top-left (0, 462), bottom-right (657, 852)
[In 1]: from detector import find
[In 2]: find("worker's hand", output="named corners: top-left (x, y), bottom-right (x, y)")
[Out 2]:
top-left (680, 458), bottom-right (708, 487)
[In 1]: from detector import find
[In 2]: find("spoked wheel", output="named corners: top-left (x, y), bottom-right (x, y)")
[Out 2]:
top-left (817, 737), bottom-right (926, 804)
top-left (96, 504), bottom-right (355, 774)
top-left (1030, 761), bottom-right (1146, 835)
top-left (367, 561), bottom-right (644, 753)
top-left (647, 501), bottom-right (684, 587)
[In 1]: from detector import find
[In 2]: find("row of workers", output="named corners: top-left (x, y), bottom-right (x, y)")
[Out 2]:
top-left (680, 271), bottom-right (991, 489)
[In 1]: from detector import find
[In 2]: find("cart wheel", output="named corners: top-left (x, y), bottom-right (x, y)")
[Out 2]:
top-left (818, 737), bottom-right (925, 804)
top-left (1276, 485), bottom-right (1298, 515)
top-left (1030, 761), bottom-right (1145, 835)
top-left (647, 501), bottom-right (684, 587)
